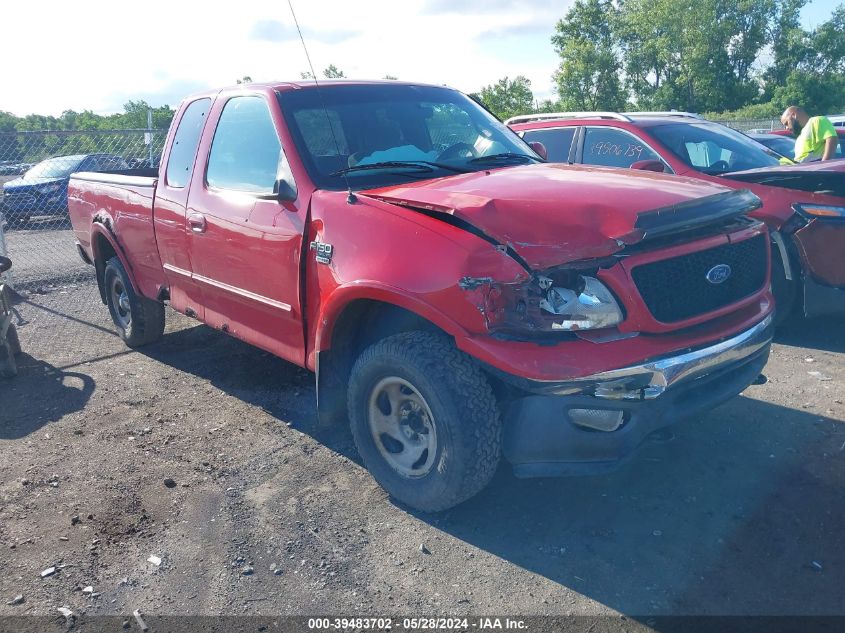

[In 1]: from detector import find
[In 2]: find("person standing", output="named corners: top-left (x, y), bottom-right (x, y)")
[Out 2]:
top-left (780, 106), bottom-right (838, 162)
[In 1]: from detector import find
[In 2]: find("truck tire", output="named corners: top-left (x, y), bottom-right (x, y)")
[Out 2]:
top-left (104, 256), bottom-right (165, 347)
top-left (347, 331), bottom-right (502, 512)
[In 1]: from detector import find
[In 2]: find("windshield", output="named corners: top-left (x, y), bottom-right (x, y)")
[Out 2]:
top-left (278, 84), bottom-right (539, 190)
top-left (649, 122), bottom-right (783, 174)
top-left (24, 156), bottom-right (86, 179)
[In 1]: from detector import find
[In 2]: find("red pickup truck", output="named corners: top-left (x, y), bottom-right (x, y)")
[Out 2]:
top-left (68, 81), bottom-right (773, 511)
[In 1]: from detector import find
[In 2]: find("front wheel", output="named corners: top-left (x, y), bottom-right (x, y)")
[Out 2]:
top-left (104, 256), bottom-right (165, 347)
top-left (347, 331), bottom-right (502, 512)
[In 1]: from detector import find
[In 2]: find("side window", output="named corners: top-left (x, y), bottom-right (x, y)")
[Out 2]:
top-left (206, 97), bottom-right (282, 194)
top-left (583, 127), bottom-right (662, 168)
top-left (166, 98), bottom-right (211, 188)
top-left (522, 128), bottom-right (576, 162)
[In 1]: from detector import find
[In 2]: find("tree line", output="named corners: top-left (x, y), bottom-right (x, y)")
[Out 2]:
top-left (477, 0), bottom-right (845, 121)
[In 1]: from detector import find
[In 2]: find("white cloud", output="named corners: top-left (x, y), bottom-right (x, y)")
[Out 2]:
top-left (0, 0), bottom-right (569, 116)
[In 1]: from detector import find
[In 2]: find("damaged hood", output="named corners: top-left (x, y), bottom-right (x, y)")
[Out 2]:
top-left (725, 161), bottom-right (845, 199)
top-left (362, 163), bottom-right (758, 269)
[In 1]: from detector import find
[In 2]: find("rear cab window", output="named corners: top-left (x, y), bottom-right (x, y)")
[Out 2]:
top-left (166, 98), bottom-right (211, 188)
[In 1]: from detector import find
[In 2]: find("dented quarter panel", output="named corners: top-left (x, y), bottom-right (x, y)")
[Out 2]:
top-left (305, 189), bottom-right (530, 370)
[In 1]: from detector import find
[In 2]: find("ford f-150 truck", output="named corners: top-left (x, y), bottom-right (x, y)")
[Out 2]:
top-left (68, 80), bottom-right (773, 511)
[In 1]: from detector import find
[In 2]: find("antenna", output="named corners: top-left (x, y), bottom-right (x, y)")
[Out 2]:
top-left (286, 0), bottom-right (356, 203)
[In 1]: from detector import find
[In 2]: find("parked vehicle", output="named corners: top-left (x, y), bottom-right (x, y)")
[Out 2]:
top-left (510, 112), bottom-right (845, 321)
top-left (0, 162), bottom-right (33, 176)
top-left (756, 128), bottom-right (845, 161)
top-left (2, 153), bottom-right (128, 227)
top-left (0, 256), bottom-right (22, 378)
top-left (746, 132), bottom-right (799, 158)
top-left (68, 82), bottom-right (773, 511)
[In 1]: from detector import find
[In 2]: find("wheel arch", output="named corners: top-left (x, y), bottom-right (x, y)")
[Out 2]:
top-left (313, 291), bottom-right (471, 429)
top-left (90, 223), bottom-right (137, 305)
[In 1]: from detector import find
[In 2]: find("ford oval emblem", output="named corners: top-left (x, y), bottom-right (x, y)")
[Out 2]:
top-left (706, 264), bottom-right (732, 284)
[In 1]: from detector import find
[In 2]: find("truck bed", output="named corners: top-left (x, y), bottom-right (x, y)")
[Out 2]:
top-left (68, 170), bottom-right (166, 301)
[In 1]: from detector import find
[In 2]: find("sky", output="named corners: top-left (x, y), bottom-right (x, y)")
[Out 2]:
top-left (0, 0), bottom-right (840, 117)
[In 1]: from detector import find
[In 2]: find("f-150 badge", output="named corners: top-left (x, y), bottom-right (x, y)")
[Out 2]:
top-left (309, 240), bottom-right (334, 264)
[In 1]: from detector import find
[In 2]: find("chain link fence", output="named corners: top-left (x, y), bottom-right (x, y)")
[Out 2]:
top-left (0, 129), bottom-right (167, 360)
top-left (713, 118), bottom-right (779, 132)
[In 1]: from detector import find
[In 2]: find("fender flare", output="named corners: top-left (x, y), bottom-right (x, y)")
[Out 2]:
top-left (90, 220), bottom-right (142, 299)
top-left (313, 282), bottom-right (473, 356)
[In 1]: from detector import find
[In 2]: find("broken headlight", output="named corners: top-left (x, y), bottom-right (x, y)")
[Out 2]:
top-left (538, 275), bottom-right (623, 330)
top-left (484, 270), bottom-right (624, 335)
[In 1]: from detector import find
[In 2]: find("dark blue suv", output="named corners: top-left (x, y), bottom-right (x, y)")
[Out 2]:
top-left (2, 153), bottom-right (128, 228)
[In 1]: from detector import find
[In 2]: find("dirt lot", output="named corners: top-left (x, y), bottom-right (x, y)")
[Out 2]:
top-left (1, 281), bottom-right (844, 627)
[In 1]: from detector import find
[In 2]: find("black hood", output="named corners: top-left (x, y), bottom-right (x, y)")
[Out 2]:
top-left (726, 162), bottom-right (845, 198)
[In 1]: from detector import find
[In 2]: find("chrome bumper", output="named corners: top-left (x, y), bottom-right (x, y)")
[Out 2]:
top-left (530, 315), bottom-right (773, 400)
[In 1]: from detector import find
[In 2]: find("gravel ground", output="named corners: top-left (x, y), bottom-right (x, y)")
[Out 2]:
top-left (0, 283), bottom-right (843, 627)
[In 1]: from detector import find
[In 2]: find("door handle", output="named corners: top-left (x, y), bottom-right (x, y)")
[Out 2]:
top-left (188, 213), bottom-right (207, 233)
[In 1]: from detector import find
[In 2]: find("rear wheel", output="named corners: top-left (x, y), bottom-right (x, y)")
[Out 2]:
top-left (104, 257), bottom-right (165, 347)
top-left (347, 331), bottom-right (502, 512)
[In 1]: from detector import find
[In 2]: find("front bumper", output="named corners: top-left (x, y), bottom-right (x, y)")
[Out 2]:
top-left (499, 315), bottom-right (773, 476)
top-left (2, 193), bottom-right (67, 215)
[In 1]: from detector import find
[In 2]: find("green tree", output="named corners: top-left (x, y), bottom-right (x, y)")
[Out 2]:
top-left (763, 0), bottom-right (810, 98)
top-left (323, 64), bottom-right (346, 78)
top-left (617, 0), bottom-right (776, 112)
top-left (552, 0), bottom-right (626, 111)
top-left (117, 100), bottom-right (174, 129)
top-left (478, 76), bottom-right (535, 120)
top-left (236, 75), bottom-right (253, 84)
top-left (767, 5), bottom-right (845, 113)
top-left (300, 65), bottom-right (346, 80)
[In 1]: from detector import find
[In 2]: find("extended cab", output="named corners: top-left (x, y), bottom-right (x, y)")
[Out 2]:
top-left (69, 81), bottom-right (774, 511)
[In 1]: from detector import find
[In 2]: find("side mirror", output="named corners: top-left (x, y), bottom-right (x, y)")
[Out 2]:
top-left (631, 159), bottom-right (666, 173)
top-left (274, 178), bottom-right (298, 202)
top-left (528, 141), bottom-right (548, 161)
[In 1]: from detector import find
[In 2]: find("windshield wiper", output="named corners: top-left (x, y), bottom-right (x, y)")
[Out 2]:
top-left (330, 160), bottom-right (471, 176)
top-left (468, 153), bottom-right (544, 165)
